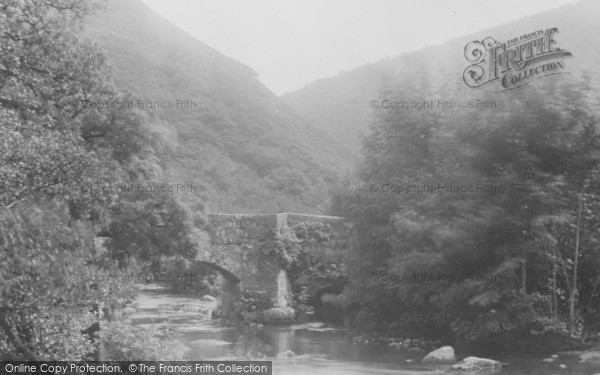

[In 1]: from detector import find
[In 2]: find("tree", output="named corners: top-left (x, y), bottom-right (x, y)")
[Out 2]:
top-left (108, 191), bottom-right (198, 270)
top-left (0, 198), bottom-right (137, 360)
top-left (0, 0), bottom-right (197, 360)
top-left (333, 71), bottom-right (600, 349)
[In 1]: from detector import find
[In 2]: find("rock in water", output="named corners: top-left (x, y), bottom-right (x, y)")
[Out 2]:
top-left (200, 295), bottom-right (217, 302)
top-left (580, 351), bottom-right (600, 363)
top-left (211, 305), bottom-right (222, 319)
top-left (422, 346), bottom-right (456, 364)
top-left (451, 356), bottom-right (502, 370)
top-left (262, 307), bottom-right (295, 325)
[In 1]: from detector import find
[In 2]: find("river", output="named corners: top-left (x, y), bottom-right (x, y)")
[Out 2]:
top-left (130, 285), bottom-right (599, 375)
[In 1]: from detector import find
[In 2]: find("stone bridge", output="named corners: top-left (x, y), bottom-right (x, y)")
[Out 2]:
top-left (197, 213), bottom-right (346, 311)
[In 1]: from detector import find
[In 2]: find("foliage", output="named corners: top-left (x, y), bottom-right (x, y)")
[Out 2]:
top-left (259, 221), bottom-right (333, 269)
top-left (0, 199), bottom-right (136, 360)
top-left (107, 192), bottom-right (199, 269)
top-left (0, 0), bottom-right (201, 360)
top-left (333, 74), bottom-right (600, 348)
top-left (101, 320), bottom-right (188, 360)
top-left (259, 227), bottom-right (302, 269)
top-left (239, 290), bottom-right (273, 312)
top-left (83, 0), bottom-right (351, 213)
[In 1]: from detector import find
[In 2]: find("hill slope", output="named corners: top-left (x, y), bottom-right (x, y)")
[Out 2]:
top-left (85, 0), bottom-right (353, 214)
top-left (283, 0), bottom-right (600, 154)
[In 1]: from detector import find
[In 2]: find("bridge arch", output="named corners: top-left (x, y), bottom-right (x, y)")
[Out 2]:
top-left (194, 260), bottom-right (240, 284)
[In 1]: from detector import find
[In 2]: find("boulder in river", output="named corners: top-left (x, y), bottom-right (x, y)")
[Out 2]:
top-left (200, 295), bottom-right (217, 302)
top-left (211, 305), bottom-right (222, 319)
top-left (422, 346), bottom-right (455, 364)
top-left (451, 356), bottom-right (502, 371)
top-left (262, 306), bottom-right (295, 325)
top-left (580, 350), bottom-right (600, 363)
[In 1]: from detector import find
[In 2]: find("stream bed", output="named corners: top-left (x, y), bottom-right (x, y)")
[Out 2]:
top-left (130, 286), bottom-right (599, 375)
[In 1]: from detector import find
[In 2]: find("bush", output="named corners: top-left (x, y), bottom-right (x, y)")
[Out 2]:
top-left (101, 320), bottom-right (188, 360)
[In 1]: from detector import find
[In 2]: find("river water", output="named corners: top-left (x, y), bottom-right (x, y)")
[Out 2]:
top-left (130, 286), bottom-right (599, 375)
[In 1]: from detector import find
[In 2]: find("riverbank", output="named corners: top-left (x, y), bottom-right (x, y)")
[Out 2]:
top-left (124, 285), bottom-right (600, 374)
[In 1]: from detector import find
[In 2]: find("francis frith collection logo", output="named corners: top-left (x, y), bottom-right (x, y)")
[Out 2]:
top-left (463, 27), bottom-right (572, 91)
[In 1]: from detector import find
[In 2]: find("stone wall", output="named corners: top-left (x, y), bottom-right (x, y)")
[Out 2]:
top-left (203, 213), bottom-right (346, 309)
top-left (286, 213), bottom-right (347, 264)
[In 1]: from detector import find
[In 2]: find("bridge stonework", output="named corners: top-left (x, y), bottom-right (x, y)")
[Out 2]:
top-left (201, 213), bottom-right (345, 309)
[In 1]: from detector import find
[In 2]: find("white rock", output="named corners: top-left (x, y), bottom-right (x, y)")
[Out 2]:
top-left (422, 346), bottom-right (456, 364)
top-left (451, 356), bottom-right (502, 371)
top-left (580, 351), bottom-right (600, 363)
top-left (262, 306), bottom-right (295, 325)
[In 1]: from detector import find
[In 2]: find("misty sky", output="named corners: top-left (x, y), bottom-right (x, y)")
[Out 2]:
top-left (141, 0), bottom-right (578, 95)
